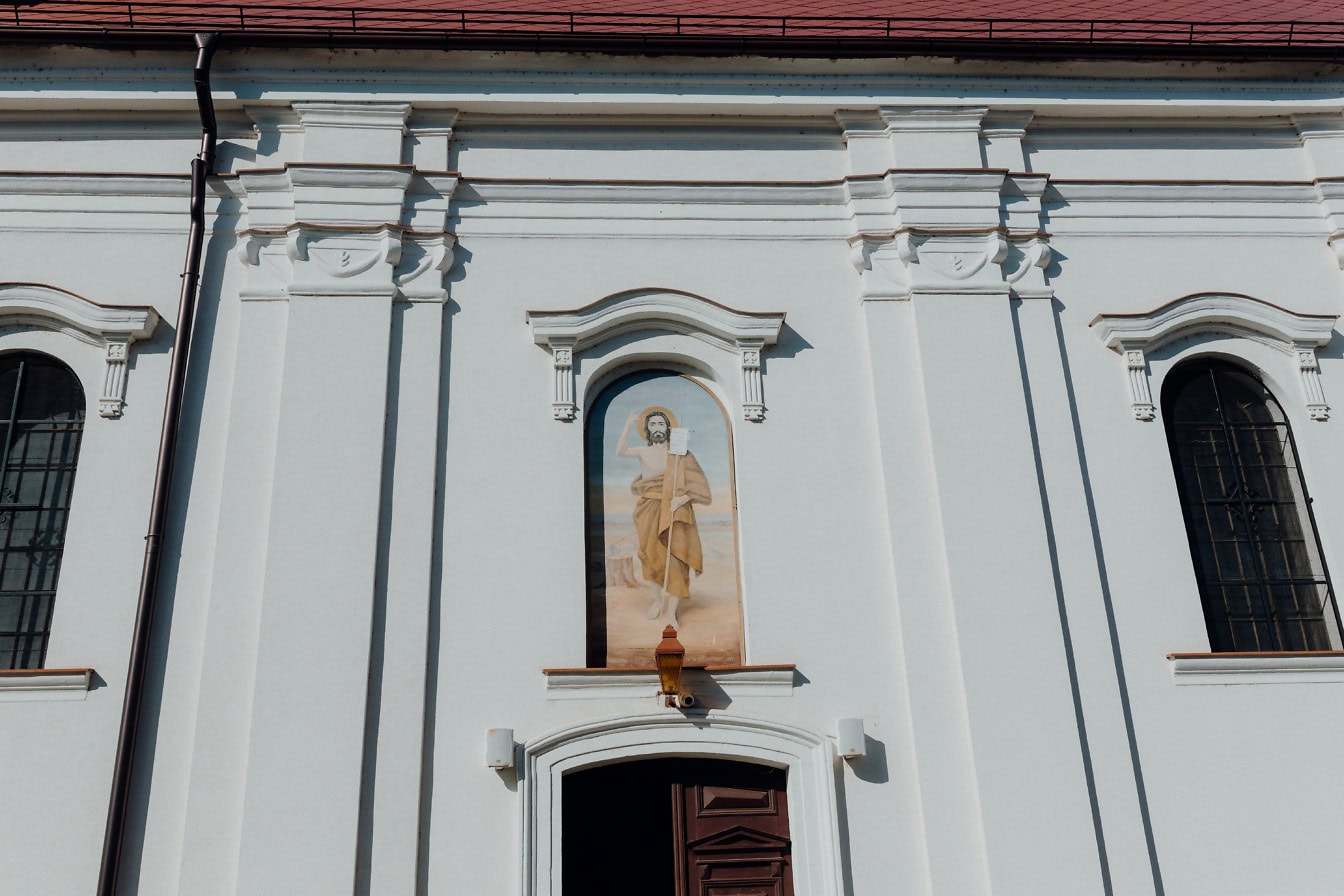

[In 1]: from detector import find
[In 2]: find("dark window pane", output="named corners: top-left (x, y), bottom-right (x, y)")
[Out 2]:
top-left (1164, 361), bottom-right (1340, 652)
top-left (0, 353), bottom-right (84, 670)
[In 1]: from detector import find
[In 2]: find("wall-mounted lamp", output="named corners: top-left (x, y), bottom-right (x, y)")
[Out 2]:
top-left (836, 718), bottom-right (866, 760)
top-left (654, 626), bottom-right (694, 709)
top-left (485, 727), bottom-right (515, 769)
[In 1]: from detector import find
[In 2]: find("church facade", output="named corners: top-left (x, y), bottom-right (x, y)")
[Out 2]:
top-left (2, 9), bottom-right (1344, 895)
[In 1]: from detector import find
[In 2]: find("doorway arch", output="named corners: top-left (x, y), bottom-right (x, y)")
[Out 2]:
top-left (522, 712), bottom-right (843, 896)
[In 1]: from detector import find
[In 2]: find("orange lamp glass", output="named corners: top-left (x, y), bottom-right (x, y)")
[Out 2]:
top-left (654, 625), bottom-right (686, 698)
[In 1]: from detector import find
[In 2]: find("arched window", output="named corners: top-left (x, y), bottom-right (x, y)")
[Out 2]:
top-left (0, 353), bottom-right (85, 669)
top-left (584, 370), bottom-right (743, 668)
top-left (1163, 360), bottom-right (1342, 652)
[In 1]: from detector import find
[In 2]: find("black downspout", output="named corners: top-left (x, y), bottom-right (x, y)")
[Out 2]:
top-left (96, 31), bottom-right (219, 896)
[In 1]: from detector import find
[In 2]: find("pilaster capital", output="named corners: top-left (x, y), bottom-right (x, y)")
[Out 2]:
top-left (235, 163), bottom-right (458, 302)
top-left (286, 223), bottom-right (403, 298)
top-left (850, 229), bottom-right (1013, 300)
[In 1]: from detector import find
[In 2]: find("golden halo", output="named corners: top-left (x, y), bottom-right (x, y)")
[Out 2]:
top-left (638, 406), bottom-right (678, 438)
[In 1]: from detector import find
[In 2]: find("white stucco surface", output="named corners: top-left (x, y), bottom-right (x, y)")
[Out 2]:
top-left (0, 43), bottom-right (1342, 896)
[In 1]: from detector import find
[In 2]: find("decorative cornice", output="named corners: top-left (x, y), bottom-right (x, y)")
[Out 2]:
top-left (878, 105), bottom-right (989, 133)
top-left (293, 102), bottom-right (411, 167)
top-left (528, 289), bottom-right (784, 353)
top-left (527, 289), bottom-right (785, 422)
top-left (1091, 293), bottom-right (1338, 420)
top-left (455, 178), bottom-right (848, 206)
top-left (235, 162), bottom-right (457, 301)
top-left (848, 228), bottom-right (1022, 300)
top-left (845, 169), bottom-right (1008, 199)
top-left (1090, 293), bottom-right (1336, 352)
top-left (980, 110), bottom-right (1035, 140)
top-left (292, 102), bottom-right (411, 133)
top-left (0, 283), bottom-right (158, 417)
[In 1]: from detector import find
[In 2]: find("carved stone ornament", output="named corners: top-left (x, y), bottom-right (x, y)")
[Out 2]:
top-left (0, 284), bottom-right (159, 418)
top-left (848, 236), bottom-right (912, 300)
top-left (1001, 236), bottom-right (1053, 296)
top-left (393, 233), bottom-right (457, 302)
top-left (526, 289), bottom-right (786, 422)
top-left (235, 163), bottom-right (457, 303)
top-left (1091, 293), bottom-right (1338, 421)
top-left (287, 224), bottom-right (402, 298)
top-left (849, 229), bottom-right (1013, 300)
top-left (235, 231), bottom-right (295, 300)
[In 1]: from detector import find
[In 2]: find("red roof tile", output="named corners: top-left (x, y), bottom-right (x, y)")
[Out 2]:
top-left (4, 0), bottom-right (1344, 52)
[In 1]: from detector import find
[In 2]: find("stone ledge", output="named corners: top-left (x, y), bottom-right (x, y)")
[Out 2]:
top-left (543, 665), bottom-right (797, 700)
top-left (0, 667), bottom-right (94, 702)
top-left (1169, 652), bottom-right (1344, 685)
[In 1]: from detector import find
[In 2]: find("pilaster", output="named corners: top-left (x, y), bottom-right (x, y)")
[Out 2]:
top-left (367, 117), bottom-right (457, 896)
top-left (846, 107), bottom-right (1101, 896)
top-left (230, 101), bottom-right (457, 896)
top-left (840, 108), bottom-right (1053, 305)
top-left (1011, 297), bottom-right (1164, 896)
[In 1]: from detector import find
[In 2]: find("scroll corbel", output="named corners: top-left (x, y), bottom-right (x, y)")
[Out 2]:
top-left (545, 338), bottom-right (578, 421)
top-left (1296, 341), bottom-right (1331, 420)
top-left (99, 338), bottom-right (132, 418)
top-left (1122, 345), bottom-right (1156, 421)
top-left (738, 338), bottom-right (767, 422)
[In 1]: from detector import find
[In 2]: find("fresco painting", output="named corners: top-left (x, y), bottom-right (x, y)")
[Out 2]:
top-left (586, 372), bottom-right (743, 668)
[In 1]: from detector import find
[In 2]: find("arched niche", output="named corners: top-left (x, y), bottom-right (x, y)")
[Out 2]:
top-left (1091, 293), bottom-right (1337, 421)
top-left (522, 712), bottom-right (844, 896)
top-left (584, 369), bottom-right (743, 668)
top-left (0, 284), bottom-right (158, 418)
top-left (527, 289), bottom-right (786, 422)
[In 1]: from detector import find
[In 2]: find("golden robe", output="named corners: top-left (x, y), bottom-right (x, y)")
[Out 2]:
top-left (631, 451), bottom-right (712, 599)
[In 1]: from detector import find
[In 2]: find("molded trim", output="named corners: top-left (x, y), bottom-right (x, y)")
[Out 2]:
top-left (543, 665), bottom-right (798, 700)
top-left (1091, 293), bottom-right (1337, 420)
top-left (527, 289), bottom-right (786, 422)
top-left (1090, 293), bottom-right (1335, 354)
top-left (522, 711), bottom-right (844, 896)
top-left (0, 283), bottom-right (159, 418)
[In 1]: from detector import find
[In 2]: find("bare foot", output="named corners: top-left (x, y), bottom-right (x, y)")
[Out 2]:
top-left (646, 591), bottom-right (665, 620)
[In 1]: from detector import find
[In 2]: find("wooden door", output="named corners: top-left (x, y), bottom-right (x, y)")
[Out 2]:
top-left (673, 760), bottom-right (793, 896)
top-left (563, 758), bottom-right (792, 896)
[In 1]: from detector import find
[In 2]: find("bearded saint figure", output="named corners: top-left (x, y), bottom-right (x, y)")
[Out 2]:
top-left (616, 406), bottom-right (713, 626)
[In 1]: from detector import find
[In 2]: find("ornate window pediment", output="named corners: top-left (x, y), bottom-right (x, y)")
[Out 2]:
top-left (527, 289), bottom-right (786, 422)
top-left (1090, 293), bottom-right (1337, 421)
top-left (0, 284), bottom-right (159, 418)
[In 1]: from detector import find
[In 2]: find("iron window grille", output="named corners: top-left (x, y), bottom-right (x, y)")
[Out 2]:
top-left (1163, 360), bottom-right (1343, 652)
top-left (0, 353), bottom-right (84, 670)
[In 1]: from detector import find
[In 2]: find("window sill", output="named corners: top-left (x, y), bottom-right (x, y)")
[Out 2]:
top-left (0, 667), bottom-right (94, 701)
top-left (543, 665), bottom-right (797, 700)
top-left (1168, 652), bottom-right (1344, 685)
